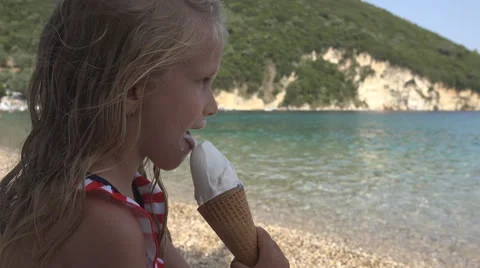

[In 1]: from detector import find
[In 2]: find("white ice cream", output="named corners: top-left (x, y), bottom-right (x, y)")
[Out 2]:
top-left (189, 140), bottom-right (243, 206)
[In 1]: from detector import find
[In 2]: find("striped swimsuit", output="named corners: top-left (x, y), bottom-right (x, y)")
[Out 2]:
top-left (81, 173), bottom-right (166, 268)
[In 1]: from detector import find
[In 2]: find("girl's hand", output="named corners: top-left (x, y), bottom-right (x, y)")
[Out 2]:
top-left (230, 227), bottom-right (289, 268)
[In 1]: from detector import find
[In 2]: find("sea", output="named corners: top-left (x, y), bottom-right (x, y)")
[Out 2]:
top-left (1, 111), bottom-right (479, 267)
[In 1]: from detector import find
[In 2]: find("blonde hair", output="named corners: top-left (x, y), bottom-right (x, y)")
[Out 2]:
top-left (0, 0), bottom-right (227, 266)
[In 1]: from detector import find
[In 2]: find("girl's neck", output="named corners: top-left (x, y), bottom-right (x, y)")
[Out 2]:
top-left (88, 153), bottom-right (143, 199)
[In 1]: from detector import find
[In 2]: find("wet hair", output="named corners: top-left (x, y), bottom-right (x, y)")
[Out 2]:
top-left (0, 0), bottom-right (227, 266)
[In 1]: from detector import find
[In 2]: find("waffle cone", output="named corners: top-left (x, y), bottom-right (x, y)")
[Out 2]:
top-left (197, 185), bottom-right (258, 267)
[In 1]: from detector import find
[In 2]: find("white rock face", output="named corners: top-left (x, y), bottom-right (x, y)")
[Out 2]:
top-left (322, 48), bottom-right (480, 111)
top-left (214, 47), bottom-right (480, 111)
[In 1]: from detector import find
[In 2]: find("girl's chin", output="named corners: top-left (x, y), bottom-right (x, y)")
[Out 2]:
top-left (147, 135), bottom-right (196, 171)
top-left (148, 152), bottom-right (187, 171)
top-left (155, 159), bottom-right (183, 171)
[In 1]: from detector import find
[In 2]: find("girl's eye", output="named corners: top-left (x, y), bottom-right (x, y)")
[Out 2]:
top-left (201, 77), bottom-right (212, 90)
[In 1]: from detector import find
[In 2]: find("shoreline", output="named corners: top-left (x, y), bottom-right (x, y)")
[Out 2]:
top-left (168, 201), bottom-right (412, 268)
top-left (0, 148), bottom-right (416, 267)
top-left (3, 110), bottom-right (480, 114)
top-left (1, 115), bottom-right (479, 267)
top-left (3, 108), bottom-right (480, 114)
top-left (2, 146), bottom-right (477, 267)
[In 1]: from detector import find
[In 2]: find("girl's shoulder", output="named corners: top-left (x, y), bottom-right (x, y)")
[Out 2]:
top-left (82, 173), bottom-right (166, 228)
top-left (58, 192), bottom-right (147, 267)
top-left (73, 173), bottom-right (166, 268)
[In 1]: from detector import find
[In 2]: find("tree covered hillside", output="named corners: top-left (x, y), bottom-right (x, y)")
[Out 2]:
top-left (1, 0), bottom-right (480, 107)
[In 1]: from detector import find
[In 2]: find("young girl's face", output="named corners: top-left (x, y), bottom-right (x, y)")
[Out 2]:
top-left (135, 34), bottom-right (223, 170)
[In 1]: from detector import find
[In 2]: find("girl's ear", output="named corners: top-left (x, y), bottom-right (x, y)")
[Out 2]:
top-left (126, 84), bottom-right (145, 117)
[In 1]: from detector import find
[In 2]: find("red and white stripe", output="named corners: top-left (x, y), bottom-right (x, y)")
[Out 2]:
top-left (82, 174), bottom-right (165, 268)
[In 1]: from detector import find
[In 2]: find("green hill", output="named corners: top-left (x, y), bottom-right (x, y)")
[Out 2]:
top-left (1, 0), bottom-right (480, 107)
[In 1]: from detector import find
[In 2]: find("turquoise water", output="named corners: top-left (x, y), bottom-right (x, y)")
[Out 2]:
top-left (1, 111), bottom-right (479, 266)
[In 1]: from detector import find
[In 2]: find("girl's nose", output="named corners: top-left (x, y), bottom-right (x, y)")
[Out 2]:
top-left (204, 92), bottom-right (218, 117)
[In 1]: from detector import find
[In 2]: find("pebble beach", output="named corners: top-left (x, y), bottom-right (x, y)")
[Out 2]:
top-left (0, 147), bottom-right (442, 267)
top-left (168, 202), bottom-right (415, 268)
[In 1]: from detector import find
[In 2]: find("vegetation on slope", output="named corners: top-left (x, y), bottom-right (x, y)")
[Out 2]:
top-left (283, 60), bottom-right (358, 108)
top-left (0, 0), bottom-right (53, 97)
top-left (1, 0), bottom-right (480, 106)
top-left (219, 0), bottom-right (480, 105)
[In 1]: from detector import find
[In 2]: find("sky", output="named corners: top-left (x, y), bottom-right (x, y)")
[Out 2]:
top-left (363, 0), bottom-right (479, 51)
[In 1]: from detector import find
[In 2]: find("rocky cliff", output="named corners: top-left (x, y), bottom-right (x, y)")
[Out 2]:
top-left (215, 48), bottom-right (480, 111)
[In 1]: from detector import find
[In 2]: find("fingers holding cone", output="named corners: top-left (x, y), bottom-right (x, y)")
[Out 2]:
top-left (189, 141), bottom-right (288, 267)
top-left (230, 227), bottom-right (290, 268)
top-left (197, 185), bottom-right (258, 266)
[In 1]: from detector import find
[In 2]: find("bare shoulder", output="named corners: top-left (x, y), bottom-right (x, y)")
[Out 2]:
top-left (58, 193), bottom-right (146, 268)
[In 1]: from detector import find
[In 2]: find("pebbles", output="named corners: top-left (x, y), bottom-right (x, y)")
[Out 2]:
top-left (168, 202), bottom-right (412, 268)
top-left (0, 149), bottom-right (428, 267)
top-left (0, 147), bottom-right (19, 176)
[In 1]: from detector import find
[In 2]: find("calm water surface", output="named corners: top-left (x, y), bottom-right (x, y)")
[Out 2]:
top-left (1, 111), bottom-right (479, 266)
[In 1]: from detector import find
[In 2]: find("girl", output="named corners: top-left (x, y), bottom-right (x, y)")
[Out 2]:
top-left (0, 0), bottom-right (289, 267)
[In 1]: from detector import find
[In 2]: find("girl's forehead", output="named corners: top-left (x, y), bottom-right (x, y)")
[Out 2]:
top-left (184, 38), bottom-right (224, 69)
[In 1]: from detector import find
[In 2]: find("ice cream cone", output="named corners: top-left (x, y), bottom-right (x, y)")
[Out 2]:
top-left (197, 185), bottom-right (258, 267)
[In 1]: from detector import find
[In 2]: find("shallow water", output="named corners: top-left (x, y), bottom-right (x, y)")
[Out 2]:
top-left (2, 111), bottom-right (479, 266)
